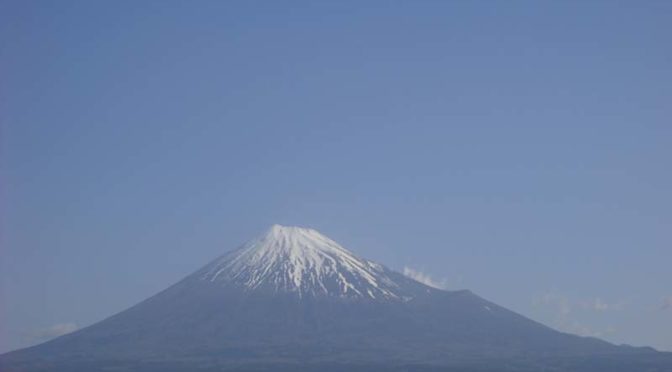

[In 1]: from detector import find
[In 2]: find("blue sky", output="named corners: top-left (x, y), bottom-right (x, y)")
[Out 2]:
top-left (1, 1), bottom-right (670, 352)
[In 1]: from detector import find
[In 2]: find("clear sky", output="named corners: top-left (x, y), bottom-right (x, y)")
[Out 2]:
top-left (1, 0), bottom-right (670, 353)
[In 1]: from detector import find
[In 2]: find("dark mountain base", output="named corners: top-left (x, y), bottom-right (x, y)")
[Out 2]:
top-left (4, 353), bottom-right (672, 372)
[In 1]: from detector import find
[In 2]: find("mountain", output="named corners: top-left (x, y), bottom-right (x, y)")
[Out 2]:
top-left (198, 225), bottom-right (415, 299)
top-left (1, 225), bottom-right (669, 372)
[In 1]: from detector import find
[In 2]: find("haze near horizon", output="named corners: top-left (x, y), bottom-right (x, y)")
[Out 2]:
top-left (1, 0), bottom-right (670, 356)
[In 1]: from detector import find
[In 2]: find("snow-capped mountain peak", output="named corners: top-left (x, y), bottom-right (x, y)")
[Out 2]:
top-left (199, 225), bottom-right (408, 299)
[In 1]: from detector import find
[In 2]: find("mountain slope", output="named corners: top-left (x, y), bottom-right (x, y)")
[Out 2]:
top-left (197, 225), bottom-right (419, 299)
top-left (1, 225), bottom-right (667, 372)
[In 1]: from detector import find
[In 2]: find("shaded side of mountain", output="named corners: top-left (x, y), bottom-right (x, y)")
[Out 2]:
top-left (0, 274), bottom-right (649, 367)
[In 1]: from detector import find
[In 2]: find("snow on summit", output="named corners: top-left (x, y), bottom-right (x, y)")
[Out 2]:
top-left (199, 225), bottom-right (409, 299)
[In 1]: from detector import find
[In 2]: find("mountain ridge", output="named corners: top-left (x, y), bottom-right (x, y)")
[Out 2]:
top-left (196, 224), bottom-right (417, 300)
top-left (1, 225), bottom-right (669, 372)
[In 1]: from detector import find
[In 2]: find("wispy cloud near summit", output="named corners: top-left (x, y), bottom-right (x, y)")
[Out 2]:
top-left (403, 267), bottom-right (448, 290)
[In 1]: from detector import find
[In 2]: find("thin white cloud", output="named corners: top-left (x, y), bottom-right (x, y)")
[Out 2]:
top-left (534, 292), bottom-right (571, 316)
top-left (30, 323), bottom-right (78, 342)
top-left (535, 293), bottom-right (623, 314)
top-left (579, 297), bottom-right (624, 312)
top-left (661, 297), bottom-right (672, 310)
top-left (564, 320), bottom-right (616, 338)
top-left (403, 267), bottom-right (448, 290)
top-left (533, 292), bottom-right (620, 339)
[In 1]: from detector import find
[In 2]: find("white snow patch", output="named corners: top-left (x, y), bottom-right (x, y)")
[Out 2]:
top-left (200, 225), bottom-right (404, 299)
